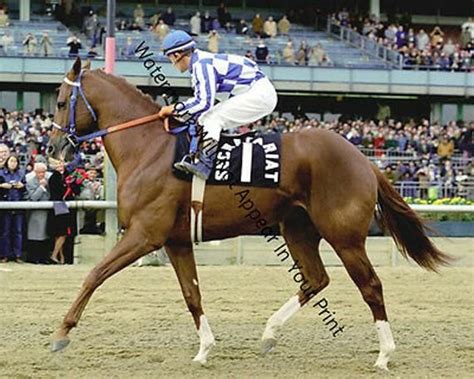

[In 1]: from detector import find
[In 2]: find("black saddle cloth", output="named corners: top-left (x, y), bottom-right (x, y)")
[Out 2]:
top-left (173, 130), bottom-right (281, 187)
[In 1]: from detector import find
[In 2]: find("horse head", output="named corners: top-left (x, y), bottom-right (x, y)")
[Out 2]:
top-left (47, 57), bottom-right (97, 163)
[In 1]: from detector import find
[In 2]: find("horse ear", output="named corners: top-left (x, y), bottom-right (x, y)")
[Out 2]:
top-left (82, 59), bottom-right (91, 70)
top-left (67, 57), bottom-right (82, 80)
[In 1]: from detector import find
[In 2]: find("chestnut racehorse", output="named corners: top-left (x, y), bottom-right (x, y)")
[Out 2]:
top-left (47, 58), bottom-right (450, 370)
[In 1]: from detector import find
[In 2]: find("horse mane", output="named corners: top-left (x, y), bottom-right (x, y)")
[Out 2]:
top-left (92, 69), bottom-right (161, 111)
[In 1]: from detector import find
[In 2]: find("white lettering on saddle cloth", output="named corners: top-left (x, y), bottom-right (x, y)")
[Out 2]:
top-left (214, 137), bottom-right (280, 184)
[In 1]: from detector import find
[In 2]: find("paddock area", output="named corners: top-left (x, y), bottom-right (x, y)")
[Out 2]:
top-left (1, 263), bottom-right (473, 378)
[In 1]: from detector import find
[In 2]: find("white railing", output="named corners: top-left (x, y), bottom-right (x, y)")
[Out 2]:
top-left (357, 148), bottom-right (469, 166)
top-left (0, 201), bottom-right (473, 213)
top-left (327, 19), bottom-right (402, 68)
top-left (393, 181), bottom-right (474, 199)
top-left (410, 204), bottom-right (474, 212)
top-left (0, 201), bottom-right (116, 209)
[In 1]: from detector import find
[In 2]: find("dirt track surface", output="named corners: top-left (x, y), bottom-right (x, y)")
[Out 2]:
top-left (1, 264), bottom-right (473, 378)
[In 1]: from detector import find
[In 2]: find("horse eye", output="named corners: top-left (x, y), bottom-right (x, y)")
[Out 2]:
top-left (57, 101), bottom-right (66, 109)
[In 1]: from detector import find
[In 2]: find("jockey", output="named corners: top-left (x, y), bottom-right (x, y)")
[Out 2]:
top-left (158, 30), bottom-right (278, 180)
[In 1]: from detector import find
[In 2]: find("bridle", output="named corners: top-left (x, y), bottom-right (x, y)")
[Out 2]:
top-left (52, 69), bottom-right (98, 149)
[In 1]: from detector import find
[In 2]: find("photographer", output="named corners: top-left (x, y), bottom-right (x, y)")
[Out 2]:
top-left (0, 155), bottom-right (26, 262)
top-left (22, 33), bottom-right (37, 56)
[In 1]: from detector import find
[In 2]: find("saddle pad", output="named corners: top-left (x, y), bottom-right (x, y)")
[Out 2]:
top-left (173, 131), bottom-right (281, 187)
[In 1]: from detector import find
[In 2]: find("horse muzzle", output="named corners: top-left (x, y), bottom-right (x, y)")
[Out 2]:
top-left (46, 135), bottom-right (76, 164)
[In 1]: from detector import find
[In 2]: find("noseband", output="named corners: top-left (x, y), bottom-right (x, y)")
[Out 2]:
top-left (52, 69), bottom-right (98, 148)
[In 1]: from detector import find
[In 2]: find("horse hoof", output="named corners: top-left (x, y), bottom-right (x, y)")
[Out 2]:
top-left (374, 363), bottom-right (389, 371)
top-left (373, 360), bottom-right (389, 371)
top-left (51, 337), bottom-right (70, 352)
top-left (261, 337), bottom-right (277, 355)
top-left (192, 356), bottom-right (208, 366)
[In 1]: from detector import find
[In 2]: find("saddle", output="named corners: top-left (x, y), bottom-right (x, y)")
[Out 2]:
top-left (173, 127), bottom-right (281, 187)
top-left (169, 118), bottom-right (282, 244)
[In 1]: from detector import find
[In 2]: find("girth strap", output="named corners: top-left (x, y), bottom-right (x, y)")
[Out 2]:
top-left (190, 175), bottom-right (206, 244)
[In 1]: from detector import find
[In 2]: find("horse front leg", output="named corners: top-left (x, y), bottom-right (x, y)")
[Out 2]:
top-left (165, 243), bottom-right (215, 365)
top-left (51, 225), bottom-right (154, 352)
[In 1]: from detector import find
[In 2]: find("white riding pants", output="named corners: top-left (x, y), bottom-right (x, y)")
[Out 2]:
top-left (198, 77), bottom-right (278, 140)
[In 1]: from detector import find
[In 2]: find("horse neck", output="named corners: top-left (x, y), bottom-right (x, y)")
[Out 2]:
top-left (90, 75), bottom-right (172, 174)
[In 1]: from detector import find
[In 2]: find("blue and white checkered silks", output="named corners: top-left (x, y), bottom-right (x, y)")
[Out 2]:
top-left (177, 49), bottom-right (267, 120)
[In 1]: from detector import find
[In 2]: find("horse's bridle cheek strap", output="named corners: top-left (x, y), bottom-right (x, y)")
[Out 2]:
top-left (54, 70), bottom-right (98, 147)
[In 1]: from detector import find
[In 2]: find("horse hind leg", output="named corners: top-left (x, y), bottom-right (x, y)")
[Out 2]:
top-left (165, 243), bottom-right (215, 365)
top-left (331, 239), bottom-right (395, 371)
top-left (261, 207), bottom-right (329, 354)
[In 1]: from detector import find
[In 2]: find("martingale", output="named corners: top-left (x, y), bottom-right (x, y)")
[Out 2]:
top-left (173, 131), bottom-right (281, 187)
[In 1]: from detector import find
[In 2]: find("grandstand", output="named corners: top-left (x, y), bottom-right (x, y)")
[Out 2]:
top-left (0, 13), bottom-right (390, 69)
top-left (0, 0), bottom-right (472, 202)
top-left (0, 4), bottom-right (473, 379)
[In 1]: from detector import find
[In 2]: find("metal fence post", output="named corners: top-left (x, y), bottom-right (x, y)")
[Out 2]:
top-left (104, 0), bottom-right (118, 257)
top-left (390, 239), bottom-right (398, 267)
top-left (236, 237), bottom-right (243, 265)
top-left (104, 158), bottom-right (117, 256)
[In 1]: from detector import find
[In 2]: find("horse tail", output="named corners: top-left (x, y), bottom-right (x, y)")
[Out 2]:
top-left (372, 165), bottom-right (453, 272)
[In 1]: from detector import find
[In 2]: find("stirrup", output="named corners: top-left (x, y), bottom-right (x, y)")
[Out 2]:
top-left (180, 139), bottom-right (219, 180)
top-left (174, 154), bottom-right (194, 173)
top-left (180, 161), bottom-right (211, 180)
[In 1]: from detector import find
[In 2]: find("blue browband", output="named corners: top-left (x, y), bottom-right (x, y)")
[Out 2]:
top-left (53, 69), bottom-right (98, 146)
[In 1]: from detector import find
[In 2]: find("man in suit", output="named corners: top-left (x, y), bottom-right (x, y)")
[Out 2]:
top-left (25, 162), bottom-right (51, 264)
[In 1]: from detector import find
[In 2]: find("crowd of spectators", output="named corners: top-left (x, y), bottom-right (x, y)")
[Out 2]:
top-left (0, 23), bottom-right (95, 58)
top-left (241, 115), bottom-right (473, 198)
top-left (0, 105), bottom-right (472, 264)
top-left (108, 3), bottom-right (472, 69)
top-left (245, 115), bottom-right (472, 157)
top-left (2, 2), bottom-right (472, 71)
top-left (101, 4), bottom-right (329, 66)
top-left (332, 10), bottom-right (473, 71)
top-left (0, 2), bottom-right (101, 58)
top-left (0, 109), bottom-right (104, 264)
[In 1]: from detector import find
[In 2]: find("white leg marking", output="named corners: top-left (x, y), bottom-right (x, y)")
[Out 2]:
top-left (192, 315), bottom-right (215, 365)
top-left (193, 278), bottom-right (199, 286)
top-left (374, 320), bottom-right (396, 370)
top-left (262, 295), bottom-right (301, 344)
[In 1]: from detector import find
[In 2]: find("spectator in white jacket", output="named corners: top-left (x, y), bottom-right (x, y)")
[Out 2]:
top-left (190, 12), bottom-right (201, 35)
top-left (263, 16), bottom-right (277, 38)
top-left (0, 31), bottom-right (13, 54)
top-left (25, 162), bottom-right (52, 264)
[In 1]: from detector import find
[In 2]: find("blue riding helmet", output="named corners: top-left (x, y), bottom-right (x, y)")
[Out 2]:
top-left (162, 30), bottom-right (196, 56)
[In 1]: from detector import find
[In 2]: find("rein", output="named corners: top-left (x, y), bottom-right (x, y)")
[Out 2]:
top-left (53, 70), bottom-right (191, 147)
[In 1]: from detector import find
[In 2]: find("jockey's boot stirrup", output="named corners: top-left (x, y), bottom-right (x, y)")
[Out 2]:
top-left (176, 138), bottom-right (219, 180)
top-left (174, 154), bottom-right (194, 173)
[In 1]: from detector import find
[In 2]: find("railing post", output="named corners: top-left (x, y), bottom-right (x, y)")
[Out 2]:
top-left (236, 237), bottom-right (243, 265)
top-left (104, 0), bottom-right (118, 256)
top-left (390, 239), bottom-right (398, 267)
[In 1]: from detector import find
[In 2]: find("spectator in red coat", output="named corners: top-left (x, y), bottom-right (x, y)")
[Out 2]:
top-left (374, 132), bottom-right (385, 157)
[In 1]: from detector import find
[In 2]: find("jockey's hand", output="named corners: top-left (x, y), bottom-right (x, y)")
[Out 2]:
top-left (158, 104), bottom-right (175, 119)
